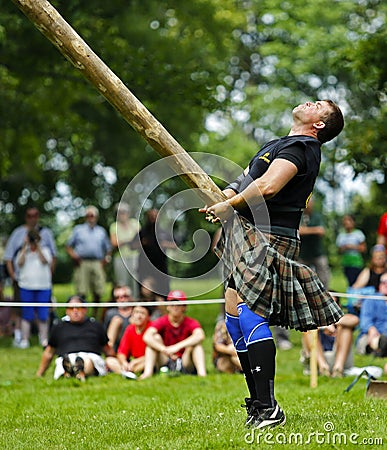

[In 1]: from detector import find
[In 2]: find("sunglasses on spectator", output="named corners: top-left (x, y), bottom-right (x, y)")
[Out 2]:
top-left (114, 294), bottom-right (130, 299)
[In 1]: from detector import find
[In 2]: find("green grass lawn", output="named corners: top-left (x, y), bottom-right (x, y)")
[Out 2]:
top-left (1, 276), bottom-right (386, 449)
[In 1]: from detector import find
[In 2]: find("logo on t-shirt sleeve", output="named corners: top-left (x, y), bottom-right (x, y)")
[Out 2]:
top-left (258, 152), bottom-right (271, 164)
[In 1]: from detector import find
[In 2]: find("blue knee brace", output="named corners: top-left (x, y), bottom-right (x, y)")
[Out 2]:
top-left (225, 313), bottom-right (247, 352)
top-left (237, 303), bottom-right (273, 347)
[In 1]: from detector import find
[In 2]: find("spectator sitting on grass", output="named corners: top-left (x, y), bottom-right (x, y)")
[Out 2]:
top-left (347, 245), bottom-right (387, 315)
top-left (302, 311), bottom-right (359, 378)
top-left (36, 295), bottom-right (115, 381)
top-left (106, 305), bottom-right (153, 379)
top-left (140, 290), bottom-right (207, 379)
top-left (356, 272), bottom-right (387, 375)
top-left (352, 245), bottom-right (387, 292)
top-left (212, 318), bottom-right (242, 374)
top-left (104, 285), bottom-right (134, 351)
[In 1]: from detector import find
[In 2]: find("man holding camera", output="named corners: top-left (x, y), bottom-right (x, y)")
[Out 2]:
top-left (4, 207), bottom-right (57, 347)
top-left (16, 229), bottom-right (53, 348)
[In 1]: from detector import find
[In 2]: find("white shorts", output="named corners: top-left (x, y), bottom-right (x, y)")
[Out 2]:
top-left (54, 352), bottom-right (107, 380)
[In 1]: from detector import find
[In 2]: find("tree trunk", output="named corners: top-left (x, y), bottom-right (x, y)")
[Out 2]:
top-left (12, 0), bottom-right (226, 205)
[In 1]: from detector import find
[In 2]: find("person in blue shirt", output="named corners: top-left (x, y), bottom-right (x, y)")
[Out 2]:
top-left (356, 272), bottom-right (387, 375)
top-left (66, 206), bottom-right (112, 318)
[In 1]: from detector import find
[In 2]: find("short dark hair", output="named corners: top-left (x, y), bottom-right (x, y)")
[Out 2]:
top-left (317, 100), bottom-right (344, 144)
top-left (66, 295), bottom-right (87, 304)
top-left (133, 305), bottom-right (153, 316)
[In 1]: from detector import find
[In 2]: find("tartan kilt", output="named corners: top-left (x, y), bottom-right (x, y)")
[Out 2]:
top-left (215, 214), bottom-right (343, 332)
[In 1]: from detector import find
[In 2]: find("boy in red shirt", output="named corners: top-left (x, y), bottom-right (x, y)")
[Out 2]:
top-left (106, 305), bottom-right (152, 379)
top-left (140, 290), bottom-right (207, 379)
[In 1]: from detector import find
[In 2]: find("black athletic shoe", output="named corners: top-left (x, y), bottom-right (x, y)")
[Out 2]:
top-left (241, 397), bottom-right (259, 427)
top-left (62, 354), bottom-right (74, 378)
top-left (251, 402), bottom-right (286, 430)
top-left (74, 356), bottom-right (86, 382)
top-left (167, 357), bottom-right (183, 373)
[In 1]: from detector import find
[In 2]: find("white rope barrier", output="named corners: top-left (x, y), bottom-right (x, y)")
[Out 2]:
top-left (0, 299), bottom-right (225, 308)
top-left (0, 290), bottom-right (385, 308)
top-left (329, 291), bottom-right (387, 301)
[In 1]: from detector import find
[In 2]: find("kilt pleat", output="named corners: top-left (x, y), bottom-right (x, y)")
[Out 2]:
top-left (216, 214), bottom-right (343, 332)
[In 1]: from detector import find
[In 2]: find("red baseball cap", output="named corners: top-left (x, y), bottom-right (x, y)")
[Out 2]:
top-left (167, 290), bottom-right (187, 301)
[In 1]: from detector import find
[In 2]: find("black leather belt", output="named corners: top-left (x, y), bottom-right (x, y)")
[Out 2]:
top-left (257, 225), bottom-right (300, 239)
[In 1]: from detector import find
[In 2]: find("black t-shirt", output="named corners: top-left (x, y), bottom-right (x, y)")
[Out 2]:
top-left (139, 225), bottom-right (170, 272)
top-left (227, 135), bottom-right (321, 230)
top-left (136, 224), bottom-right (173, 297)
top-left (368, 270), bottom-right (382, 291)
top-left (247, 144), bottom-right (306, 180)
top-left (48, 318), bottom-right (108, 357)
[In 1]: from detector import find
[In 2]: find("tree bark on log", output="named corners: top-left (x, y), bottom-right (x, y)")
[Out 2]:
top-left (12, 0), bottom-right (226, 205)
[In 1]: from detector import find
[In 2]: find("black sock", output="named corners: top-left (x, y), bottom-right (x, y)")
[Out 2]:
top-left (247, 339), bottom-right (276, 408)
top-left (237, 351), bottom-right (257, 400)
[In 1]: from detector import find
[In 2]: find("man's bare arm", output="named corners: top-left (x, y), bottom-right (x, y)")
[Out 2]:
top-left (205, 159), bottom-right (298, 221)
top-left (36, 345), bottom-right (55, 377)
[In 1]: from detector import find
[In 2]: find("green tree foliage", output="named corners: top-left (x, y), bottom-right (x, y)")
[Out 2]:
top-left (2, 0), bottom-right (385, 219)
top-left (201, 0), bottom-right (385, 190)
top-left (341, 14), bottom-right (387, 176)
top-left (0, 0), bottom-right (243, 226)
top-left (197, 0), bottom-right (386, 271)
top-left (199, 0), bottom-right (352, 202)
top-left (1, 0), bottom-right (386, 277)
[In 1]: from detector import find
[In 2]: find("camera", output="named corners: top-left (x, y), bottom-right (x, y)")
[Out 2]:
top-left (27, 230), bottom-right (39, 244)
